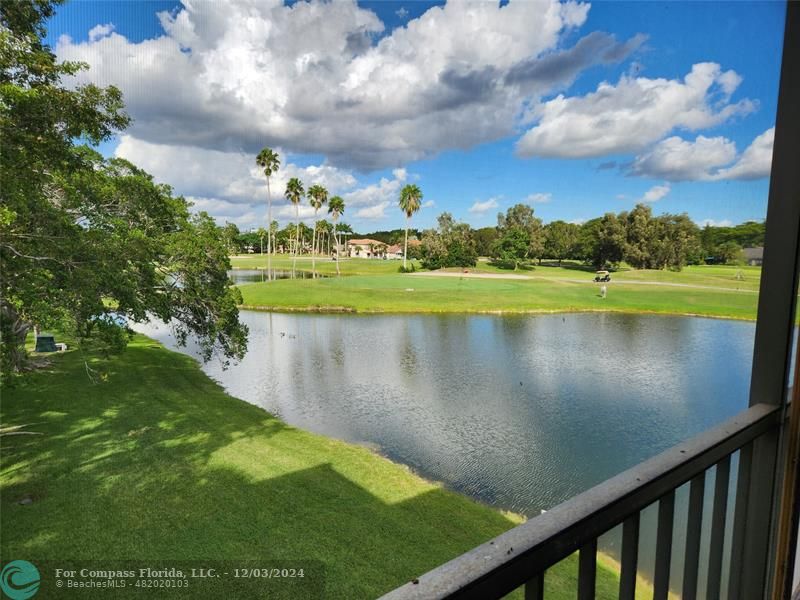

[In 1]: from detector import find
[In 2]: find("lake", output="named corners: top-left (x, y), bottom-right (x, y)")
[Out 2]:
top-left (135, 311), bottom-right (755, 592)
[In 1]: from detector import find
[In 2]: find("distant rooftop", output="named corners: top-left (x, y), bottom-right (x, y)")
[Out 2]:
top-left (348, 238), bottom-right (386, 246)
top-left (743, 247), bottom-right (764, 260)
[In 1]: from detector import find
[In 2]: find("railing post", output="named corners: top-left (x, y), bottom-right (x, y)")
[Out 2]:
top-left (739, 4), bottom-right (800, 599)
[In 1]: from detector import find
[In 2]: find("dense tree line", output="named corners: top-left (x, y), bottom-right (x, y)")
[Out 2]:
top-left (380, 203), bottom-right (764, 272)
top-left (224, 206), bottom-right (764, 272)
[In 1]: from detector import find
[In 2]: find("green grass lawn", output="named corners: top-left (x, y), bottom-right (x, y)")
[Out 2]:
top-left (230, 254), bottom-right (419, 276)
top-left (1, 337), bottom-right (639, 599)
top-left (238, 272), bottom-right (759, 320)
top-left (231, 255), bottom-right (761, 292)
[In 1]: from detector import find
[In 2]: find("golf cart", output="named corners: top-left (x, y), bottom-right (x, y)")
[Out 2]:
top-left (594, 270), bottom-right (611, 283)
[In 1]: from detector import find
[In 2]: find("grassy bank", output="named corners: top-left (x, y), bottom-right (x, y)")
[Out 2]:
top-left (230, 255), bottom-right (761, 291)
top-left (1, 337), bottom-right (635, 598)
top-left (230, 254), bottom-right (419, 276)
top-left (238, 272), bottom-right (759, 320)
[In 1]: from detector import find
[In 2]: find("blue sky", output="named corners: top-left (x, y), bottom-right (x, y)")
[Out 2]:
top-left (47, 1), bottom-right (786, 231)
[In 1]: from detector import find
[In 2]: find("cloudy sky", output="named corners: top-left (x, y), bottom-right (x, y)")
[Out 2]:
top-left (47, 0), bottom-right (785, 231)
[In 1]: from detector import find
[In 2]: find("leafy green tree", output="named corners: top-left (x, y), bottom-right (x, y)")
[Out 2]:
top-left (285, 178), bottom-right (305, 275)
top-left (492, 204), bottom-right (544, 269)
top-left (222, 222), bottom-right (241, 254)
top-left (544, 221), bottom-right (580, 266)
top-left (256, 148), bottom-right (280, 278)
top-left (269, 220), bottom-right (279, 258)
top-left (588, 213), bottom-right (626, 269)
top-left (652, 214), bottom-right (701, 270)
top-left (328, 197), bottom-right (345, 276)
top-left (0, 0), bottom-right (247, 375)
top-left (717, 241), bottom-right (744, 265)
top-left (420, 213), bottom-right (477, 269)
top-left (492, 228), bottom-right (530, 270)
top-left (700, 221), bottom-right (764, 263)
top-left (473, 226), bottom-right (499, 257)
top-left (399, 184), bottom-right (423, 271)
top-left (623, 204), bottom-right (652, 269)
top-left (256, 227), bottom-right (267, 255)
top-left (307, 184), bottom-right (328, 277)
top-left (700, 224), bottom-right (715, 259)
top-left (316, 219), bottom-right (332, 257)
top-left (623, 205), bottom-right (700, 270)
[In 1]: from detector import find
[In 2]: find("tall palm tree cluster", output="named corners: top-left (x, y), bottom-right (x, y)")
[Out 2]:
top-left (256, 148), bottom-right (424, 277)
top-left (256, 147), bottom-right (349, 277)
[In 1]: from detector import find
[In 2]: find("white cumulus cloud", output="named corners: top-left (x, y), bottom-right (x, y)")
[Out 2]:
top-left (114, 135), bottom-right (413, 227)
top-left (355, 201), bottom-right (390, 220)
top-left (630, 127), bottom-right (774, 181)
top-left (516, 62), bottom-right (755, 159)
top-left (639, 184), bottom-right (670, 203)
top-left (526, 192), bottom-right (552, 204)
top-left (115, 136), bottom-right (356, 204)
top-left (88, 23), bottom-right (115, 42)
top-left (716, 127), bottom-right (774, 180)
top-left (631, 135), bottom-right (737, 181)
top-left (469, 197), bottom-right (500, 214)
top-left (56, 0), bottom-right (647, 170)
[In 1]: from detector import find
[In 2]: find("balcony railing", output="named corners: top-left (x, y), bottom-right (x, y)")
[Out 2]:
top-left (381, 403), bottom-right (782, 600)
top-left (384, 4), bottom-right (800, 598)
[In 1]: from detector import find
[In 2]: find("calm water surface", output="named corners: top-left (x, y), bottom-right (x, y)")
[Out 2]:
top-left (138, 311), bottom-right (753, 513)
top-left (227, 269), bottom-right (325, 285)
top-left (136, 311), bottom-right (754, 591)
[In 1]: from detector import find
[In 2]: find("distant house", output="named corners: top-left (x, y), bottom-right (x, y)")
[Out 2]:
top-left (386, 244), bottom-right (404, 260)
top-left (347, 238), bottom-right (388, 258)
top-left (743, 246), bottom-right (764, 266)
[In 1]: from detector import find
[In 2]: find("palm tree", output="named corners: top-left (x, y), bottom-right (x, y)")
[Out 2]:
top-left (269, 219), bottom-right (279, 260)
top-left (256, 148), bottom-right (280, 279)
top-left (317, 219), bottom-right (331, 256)
top-left (399, 184), bottom-right (423, 271)
top-left (256, 227), bottom-right (267, 255)
top-left (285, 177), bottom-right (305, 277)
top-left (307, 184), bottom-right (328, 278)
top-left (328, 196), bottom-right (345, 276)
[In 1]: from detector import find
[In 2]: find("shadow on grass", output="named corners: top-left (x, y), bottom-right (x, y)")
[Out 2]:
top-left (0, 342), bottom-right (523, 599)
top-left (536, 260), bottom-right (602, 273)
top-left (485, 260), bottom-right (535, 272)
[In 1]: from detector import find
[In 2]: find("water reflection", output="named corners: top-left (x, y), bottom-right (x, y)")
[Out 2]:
top-left (137, 311), bottom-right (753, 516)
top-left (136, 311), bottom-right (755, 590)
top-left (227, 269), bottom-right (325, 285)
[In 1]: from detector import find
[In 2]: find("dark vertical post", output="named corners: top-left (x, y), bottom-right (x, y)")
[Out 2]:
top-left (578, 539), bottom-right (597, 600)
top-left (708, 457), bottom-right (731, 600)
top-left (654, 491), bottom-right (675, 600)
top-left (741, 4), bottom-right (800, 599)
top-left (619, 514), bottom-right (640, 600)
top-left (524, 573), bottom-right (544, 600)
top-left (729, 445), bottom-right (753, 597)
top-left (683, 473), bottom-right (706, 600)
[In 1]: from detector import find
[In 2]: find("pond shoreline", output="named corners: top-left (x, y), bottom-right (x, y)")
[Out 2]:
top-left (238, 303), bottom-right (756, 322)
top-left (3, 333), bottom-right (635, 598)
